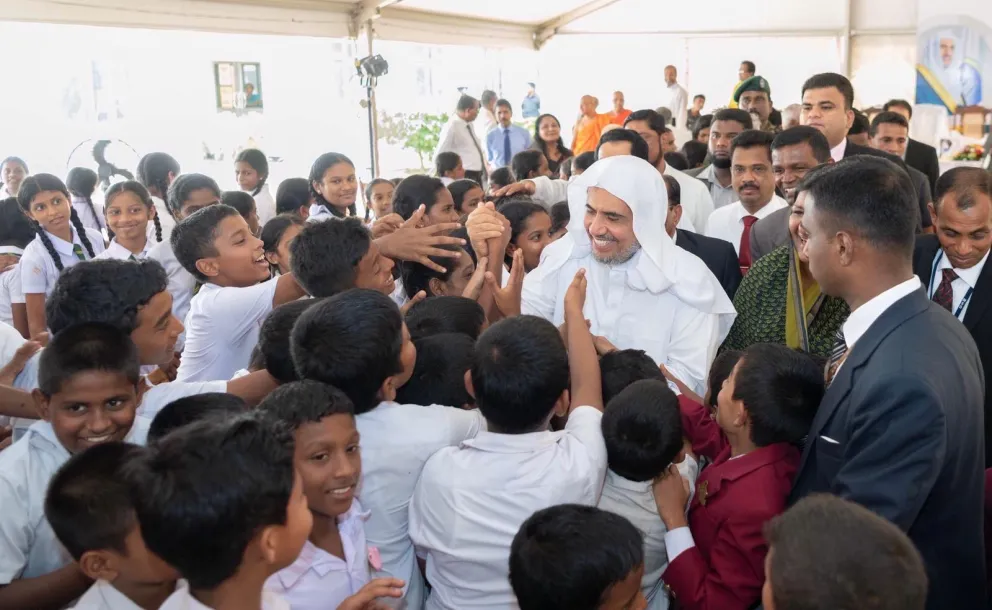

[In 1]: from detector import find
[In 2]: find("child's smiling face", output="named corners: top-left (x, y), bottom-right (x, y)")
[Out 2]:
top-left (201, 214), bottom-right (270, 286)
top-left (35, 370), bottom-right (139, 454)
top-left (293, 413), bottom-right (361, 519)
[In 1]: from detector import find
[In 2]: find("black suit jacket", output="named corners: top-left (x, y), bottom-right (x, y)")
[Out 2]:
top-left (675, 229), bottom-right (741, 299)
top-left (913, 234), bottom-right (992, 467)
top-left (906, 138), bottom-right (941, 195)
top-left (844, 141), bottom-right (933, 229)
top-left (790, 289), bottom-right (987, 610)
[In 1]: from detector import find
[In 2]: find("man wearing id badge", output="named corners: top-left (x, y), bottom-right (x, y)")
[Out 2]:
top-left (913, 166), bottom-right (992, 467)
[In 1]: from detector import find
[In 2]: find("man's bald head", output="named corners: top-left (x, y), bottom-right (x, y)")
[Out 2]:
top-left (580, 96), bottom-right (599, 117)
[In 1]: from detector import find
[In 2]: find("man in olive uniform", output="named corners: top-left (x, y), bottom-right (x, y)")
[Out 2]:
top-left (734, 76), bottom-right (779, 134)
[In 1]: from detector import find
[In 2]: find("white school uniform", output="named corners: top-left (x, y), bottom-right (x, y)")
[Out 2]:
top-left (0, 247), bottom-right (24, 327)
top-left (356, 401), bottom-right (486, 609)
top-left (148, 196), bottom-right (176, 244)
top-left (265, 500), bottom-right (371, 610)
top-left (73, 578), bottom-right (154, 610)
top-left (71, 196), bottom-right (106, 234)
top-left (252, 184), bottom-right (277, 226)
top-left (307, 204), bottom-right (335, 223)
top-left (408, 405), bottom-right (608, 610)
top-left (137, 378), bottom-right (228, 420)
top-left (95, 238), bottom-right (152, 261)
top-left (158, 585), bottom-right (290, 610)
top-left (597, 457), bottom-right (700, 609)
top-left (147, 239), bottom-right (195, 349)
top-left (19, 226), bottom-right (106, 297)
top-left (176, 277), bottom-right (279, 382)
top-left (0, 418), bottom-right (150, 583)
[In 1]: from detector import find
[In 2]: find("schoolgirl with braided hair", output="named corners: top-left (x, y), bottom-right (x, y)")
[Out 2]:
top-left (235, 148), bottom-right (276, 225)
top-left (307, 152), bottom-right (357, 221)
top-left (66, 167), bottom-right (105, 233)
top-left (17, 173), bottom-right (106, 337)
top-left (136, 152), bottom-right (181, 241)
top-left (95, 181), bottom-right (163, 261)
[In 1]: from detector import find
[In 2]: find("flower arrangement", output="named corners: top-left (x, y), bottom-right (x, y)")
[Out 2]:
top-left (952, 143), bottom-right (985, 161)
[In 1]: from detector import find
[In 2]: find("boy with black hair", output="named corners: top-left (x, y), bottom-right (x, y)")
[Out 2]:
top-left (598, 379), bottom-right (697, 609)
top-left (42, 259), bottom-right (279, 415)
top-left (396, 333), bottom-right (475, 409)
top-left (172, 204), bottom-right (306, 382)
top-left (679, 349), bottom-right (743, 460)
top-left (126, 412), bottom-right (311, 610)
top-left (409, 270), bottom-right (607, 608)
top-left (599, 349), bottom-right (666, 405)
top-left (290, 288), bottom-right (485, 608)
top-left (44, 442), bottom-right (180, 610)
top-left (289, 217), bottom-right (396, 298)
top-left (653, 343), bottom-right (823, 610)
top-left (0, 323), bottom-right (151, 610)
top-left (509, 504), bottom-right (647, 610)
top-left (257, 381), bottom-right (405, 609)
top-left (256, 299), bottom-right (321, 384)
top-left (405, 295), bottom-right (486, 341)
top-left (148, 393), bottom-right (247, 442)
top-left (761, 494), bottom-right (927, 610)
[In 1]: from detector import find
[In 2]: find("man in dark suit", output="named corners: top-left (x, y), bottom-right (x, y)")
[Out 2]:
top-left (662, 174), bottom-right (741, 298)
top-left (912, 167), bottom-right (992, 467)
top-left (885, 98), bottom-right (941, 193)
top-left (750, 126), bottom-right (833, 262)
top-left (791, 156), bottom-right (987, 610)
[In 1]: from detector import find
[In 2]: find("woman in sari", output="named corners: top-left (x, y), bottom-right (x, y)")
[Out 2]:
top-left (721, 187), bottom-right (849, 357)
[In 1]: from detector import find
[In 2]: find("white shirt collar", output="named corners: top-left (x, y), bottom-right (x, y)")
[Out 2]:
top-left (44, 226), bottom-right (83, 258)
top-left (937, 248), bottom-right (990, 289)
top-left (841, 277), bottom-right (922, 349)
top-left (106, 239), bottom-right (150, 259)
top-left (830, 138), bottom-right (848, 162)
top-left (730, 195), bottom-right (788, 222)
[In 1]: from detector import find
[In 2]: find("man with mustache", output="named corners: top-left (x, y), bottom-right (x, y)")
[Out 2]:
top-left (688, 109), bottom-right (753, 211)
top-left (704, 130), bottom-right (787, 275)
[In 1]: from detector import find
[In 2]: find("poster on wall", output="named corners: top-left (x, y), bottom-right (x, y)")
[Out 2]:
top-left (916, 0), bottom-right (991, 114)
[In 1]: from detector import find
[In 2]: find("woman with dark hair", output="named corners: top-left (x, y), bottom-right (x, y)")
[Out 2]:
top-left (261, 213), bottom-right (304, 276)
top-left (511, 150), bottom-right (552, 182)
top-left (275, 177), bottom-right (311, 218)
top-left (0, 157), bottom-right (28, 199)
top-left (308, 152), bottom-right (358, 221)
top-left (434, 152), bottom-right (464, 185)
top-left (136, 152), bottom-right (180, 241)
top-left (96, 181), bottom-right (164, 260)
top-left (66, 167), bottom-right (104, 233)
top-left (531, 114), bottom-right (573, 175)
top-left (400, 244), bottom-right (479, 300)
top-left (235, 148), bottom-right (275, 224)
top-left (448, 179), bottom-right (484, 215)
top-left (496, 199), bottom-right (553, 273)
top-left (393, 175), bottom-right (460, 227)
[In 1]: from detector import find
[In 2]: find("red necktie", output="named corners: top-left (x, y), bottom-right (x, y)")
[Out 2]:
top-left (739, 216), bottom-right (758, 275)
top-left (932, 268), bottom-right (958, 311)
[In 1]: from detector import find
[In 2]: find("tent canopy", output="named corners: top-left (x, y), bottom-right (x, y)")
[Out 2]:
top-left (5, 0), bottom-right (917, 49)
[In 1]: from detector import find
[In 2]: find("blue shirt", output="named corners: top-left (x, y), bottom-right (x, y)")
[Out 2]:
top-left (521, 94), bottom-right (541, 118)
top-left (485, 125), bottom-right (532, 168)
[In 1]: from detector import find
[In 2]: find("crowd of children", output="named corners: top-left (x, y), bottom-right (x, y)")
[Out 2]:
top-left (0, 147), bottom-right (932, 610)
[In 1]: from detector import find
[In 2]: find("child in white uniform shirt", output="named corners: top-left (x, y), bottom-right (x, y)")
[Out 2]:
top-left (235, 148), bottom-right (277, 226)
top-left (0, 324), bottom-right (151, 610)
top-left (0, 197), bottom-right (37, 335)
top-left (147, 173), bottom-right (222, 344)
top-left (67, 167), bottom-right (106, 234)
top-left (135, 152), bottom-right (181, 243)
top-left (45, 442), bottom-right (180, 610)
top-left (259, 381), bottom-right (405, 610)
top-left (95, 181), bottom-right (165, 261)
top-left (127, 412), bottom-right (310, 610)
top-left (409, 271), bottom-right (608, 610)
top-left (291, 290), bottom-right (486, 609)
top-left (17, 174), bottom-right (106, 337)
top-left (172, 205), bottom-right (306, 381)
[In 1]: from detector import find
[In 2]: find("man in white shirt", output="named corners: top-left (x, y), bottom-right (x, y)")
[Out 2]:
top-left (705, 130), bottom-right (788, 274)
top-left (689, 108), bottom-right (753, 210)
top-left (434, 95), bottom-right (487, 185)
top-left (791, 156), bottom-right (986, 610)
top-left (659, 65), bottom-right (689, 129)
top-left (624, 109), bottom-right (715, 232)
top-left (521, 155), bottom-right (735, 396)
top-left (479, 90), bottom-right (498, 135)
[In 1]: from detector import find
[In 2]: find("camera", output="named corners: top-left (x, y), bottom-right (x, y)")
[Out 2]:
top-left (356, 54), bottom-right (388, 86)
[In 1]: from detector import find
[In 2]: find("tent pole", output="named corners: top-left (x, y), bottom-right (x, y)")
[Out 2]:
top-left (366, 19), bottom-right (381, 178)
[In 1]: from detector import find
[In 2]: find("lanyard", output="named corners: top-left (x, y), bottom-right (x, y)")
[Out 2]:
top-left (930, 251), bottom-right (974, 320)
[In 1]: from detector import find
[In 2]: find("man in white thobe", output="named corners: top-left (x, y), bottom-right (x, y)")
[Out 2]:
top-left (521, 155), bottom-right (736, 396)
top-left (659, 65), bottom-right (689, 129)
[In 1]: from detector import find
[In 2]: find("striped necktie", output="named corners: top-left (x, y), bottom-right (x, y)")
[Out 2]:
top-left (824, 329), bottom-right (848, 386)
top-left (71, 244), bottom-right (86, 261)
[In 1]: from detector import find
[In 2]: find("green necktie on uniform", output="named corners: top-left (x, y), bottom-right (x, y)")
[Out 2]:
top-left (71, 244), bottom-right (86, 261)
top-left (129, 254), bottom-right (137, 261)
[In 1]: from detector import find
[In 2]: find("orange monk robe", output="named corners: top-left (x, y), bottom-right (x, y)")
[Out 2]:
top-left (571, 114), bottom-right (611, 155)
top-left (608, 108), bottom-right (632, 126)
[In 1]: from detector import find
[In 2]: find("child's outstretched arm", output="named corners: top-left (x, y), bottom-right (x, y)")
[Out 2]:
top-left (273, 273), bottom-right (307, 307)
top-left (564, 269), bottom-right (602, 413)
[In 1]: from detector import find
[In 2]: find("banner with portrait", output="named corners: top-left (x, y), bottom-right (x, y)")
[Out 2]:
top-left (916, 1), bottom-right (992, 113)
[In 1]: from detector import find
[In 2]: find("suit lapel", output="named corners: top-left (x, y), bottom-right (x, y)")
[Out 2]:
top-left (964, 257), bottom-right (992, 331)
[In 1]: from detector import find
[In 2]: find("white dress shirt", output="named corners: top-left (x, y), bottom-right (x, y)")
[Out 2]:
top-left (704, 195), bottom-right (789, 255)
top-left (19, 227), bottom-right (106, 297)
top-left (597, 457), bottom-right (699, 609)
top-left (148, 240), bottom-right (195, 349)
top-left (356, 401), bottom-right (486, 609)
top-left (660, 83), bottom-right (689, 128)
top-left (695, 164), bottom-right (738, 210)
top-left (148, 195), bottom-right (175, 243)
top-left (480, 107), bottom-right (498, 135)
top-left (0, 247), bottom-right (24, 328)
top-left (95, 239), bottom-right (152, 261)
top-left (265, 500), bottom-right (371, 610)
top-left (138, 378), bottom-right (228, 420)
top-left (176, 277), bottom-right (279, 382)
top-left (830, 138), bottom-right (848, 163)
top-left (409, 405), bottom-right (608, 610)
top-left (0, 418), bottom-right (149, 583)
top-left (71, 196), bottom-right (106, 234)
top-left (72, 578), bottom-right (147, 609)
top-left (665, 164), bottom-right (714, 233)
top-left (927, 249), bottom-right (989, 321)
top-left (158, 585), bottom-right (289, 610)
top-left (253, 183), bottom-right (277, 226)
top-left (434, 115), bottom-right (486, 172)
top-left (843, 277), bottom-right (923, 351)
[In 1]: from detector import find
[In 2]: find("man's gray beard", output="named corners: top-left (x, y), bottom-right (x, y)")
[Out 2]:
top-left (592, 238), bottom-right (642, 266)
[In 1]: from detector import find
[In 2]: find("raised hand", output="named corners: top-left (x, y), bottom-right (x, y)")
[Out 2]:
top-left (484, 250), bottom-right (524, 318)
